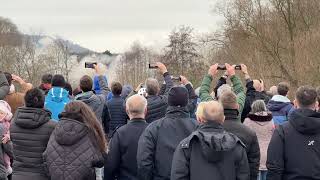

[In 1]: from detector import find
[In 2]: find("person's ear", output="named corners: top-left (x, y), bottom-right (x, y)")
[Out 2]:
top-left (293, 99), bottom-right (298, 109)
top-left (315, 101), bottom-right (319, 111)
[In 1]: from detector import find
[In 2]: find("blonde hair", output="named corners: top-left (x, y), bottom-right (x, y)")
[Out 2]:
top-left (196, 102), bottom-right (206, 120)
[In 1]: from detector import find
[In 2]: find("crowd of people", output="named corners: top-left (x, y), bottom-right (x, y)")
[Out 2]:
top-left (0, 62), bottom-right (319, 180)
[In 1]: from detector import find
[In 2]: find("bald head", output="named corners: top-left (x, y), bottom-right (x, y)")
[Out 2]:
top-left (200, 101), bottom-right (225, 124)
top-left (253, 80), bottom-right (262, 92)
top-left (145, 78), bottom-right (160, 96)
top-left (269, 86), bottom-right (278, 96)
top-left (126, 94), bottom-right (148, 119)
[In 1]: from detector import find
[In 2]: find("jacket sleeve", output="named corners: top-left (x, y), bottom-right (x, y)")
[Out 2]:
top-left (199, 74), bottom-right (214, 102)
top-left (0, 73), bottom-right (9, 100)
top-left (161, 72), bottom-right (173, 100)
top-left (185, 83), bottom-right (197, 114)
top-left (104, 132), bottom-right (121, 180)
top-left (102, 103), bottom-right (111, 135)
top-left (230, 75), bottom-right (246, 119)
top-left (137, 123), bottom-right (158, 180)
top-left (97, 75), bottom-right (110, 96)
top-left (171, 142), bottom-right (190, 180)
top-left (159, 83), bottom-right (166, 95)
top-left (248, 133), bottom-right (260, 180)
top-left (236, 146), bottom-right (250, 180)
top-left (266, 128), bottom-right (284, 180)
top-left (2, 141), bottom-right (13, 159)
top-left (213, 76), bottom-right (227, 98)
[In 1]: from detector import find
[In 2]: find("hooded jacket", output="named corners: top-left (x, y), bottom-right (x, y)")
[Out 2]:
top-left (10, 107), bottom-right (56, 180)
top-left (45, 87), bottom-right (70, 121)
top-left (267, 109), bottom-right (320, 180)
top-left (244, 112), bottom-right (274, 170)
top-left (267, 95), bottom-right (293, 125)
top-left (223, 109), bottom-right (260, 180)
top-left (137, 106), bottom-right (197, 180)
top-left (171, 121), bottom-right (249, 180)
top-left (75, 91), bottom-right (105, 122)
top-left (43, 114), bottom-right (104, 180)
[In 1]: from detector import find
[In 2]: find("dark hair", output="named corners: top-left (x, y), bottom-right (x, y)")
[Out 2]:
top-left (73, 87), bottom-right (82, 97)
top-left (111, 82), bottom-right (122, 95)
top-left (277, 82), bottom-right (290, 96)
top-left (41, 74), bottom-right (53, 84)
top-left (24, 88), bottom-right (45, 108)
top-left (80, 75), bottom-right (93, 92)
top-left (295, 86), bottom-right (318, 108)
top-left (64, 82), bottom-right (73, 96)
top-left (62, 101), bottom-right (107, 152)
top-left (4, 72), bottom-right (12, 86)
top-left (51, 74), bottom-right (66, 88)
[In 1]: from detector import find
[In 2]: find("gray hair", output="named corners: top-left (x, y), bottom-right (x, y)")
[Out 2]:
top-left (126, 94), bottom-right (147, 116)
top-left (217, 84), bottom-right (232, 99)
top-left (145, 78), bottom-right (159, 96)
top-left (251, 100), bottom-right (267, 113)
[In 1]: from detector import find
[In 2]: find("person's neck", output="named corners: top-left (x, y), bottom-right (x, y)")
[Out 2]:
top-left (130, 116), bottom-right (145, 120)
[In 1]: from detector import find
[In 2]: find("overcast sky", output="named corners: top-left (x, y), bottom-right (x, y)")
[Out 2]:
top-left (0, 0), bottom-right (222, 52)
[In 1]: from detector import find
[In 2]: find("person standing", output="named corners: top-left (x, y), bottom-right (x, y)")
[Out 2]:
top-left (44, 101), bottom-right (106, 180)
top-left (171, 101), bottom-right (249, 180)
top-left (0, 72), bottom-right (9, 100)
top-left (45, 75), bottom-right (70, 121)
top-left (244, 100), bottom-right (274, 180)
top-left (104, 95), bottom-right (148, 180)
top-left (38, 74), bottom-right (52, 95)
top-left (137, 86), bottom-right (197, 180)
top-left (267, 86), bottom-right (320, 180)
top-left (10, 88), bottom-right (56, 180)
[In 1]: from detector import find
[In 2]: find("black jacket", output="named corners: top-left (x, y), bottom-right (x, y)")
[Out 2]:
top-left (106, 95), bottom-right (128, 134)
top-left (145, 72), bottom-right (173, 123)
top-left (171, 121), bottom-right (249, 180)
top-left (137, 106), bottom-right (197, 180)
top-left (43, 113), bottom-right (104, 180)
top-left (104, 119), bottom-right (148, 180)
top-left (10, 107), bottom-right (56, 180)
top-left (267, 109), bottom-right (320, 180)
top-left (241, 80), bottom-right (270, 122)
top-left (223, 109), bottom-right (260, 180)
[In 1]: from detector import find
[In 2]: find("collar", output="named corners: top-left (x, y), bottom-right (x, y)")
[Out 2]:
top-left (129, 118), bottom-right (147, 123)
top-left (198, 121), bottom-right (224, 132)
top-left (166, 106), bottom-right (190, 118)
top-left (224, 109), bottom-right (239, 122)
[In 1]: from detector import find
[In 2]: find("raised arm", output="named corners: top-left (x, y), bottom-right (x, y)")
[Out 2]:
top-left (156, 62), bottom-right (173, 96)
top-left (94, 64), bottom-right (110, 96)
top-left (199, 64), bottom-right (218, 102)
top-left (180, 76), bottom-right (197, 114)
top-left (0, 72), bottom-right (9, 100)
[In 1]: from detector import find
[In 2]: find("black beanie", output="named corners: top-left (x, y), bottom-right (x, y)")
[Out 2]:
top-left (168, 86), bottom-right (189, 107)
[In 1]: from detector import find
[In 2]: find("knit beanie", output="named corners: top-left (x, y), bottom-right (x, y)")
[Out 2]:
top-left (168, 86), bottom-right (189, 107)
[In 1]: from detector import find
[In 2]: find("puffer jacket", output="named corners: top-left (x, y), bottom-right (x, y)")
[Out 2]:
top-left (45, 87), bottom-right (70, 121)
top-left (10, 107), bottom-right (56, 180)
top-left (171, 121), bottom-right (249, 180)
top-left (267, 109), bottom-right (320, 180)
top-left (106, 95), bottom-right (128, 135)
top-left (267, 95), bottom-right (293, 125)
top-left (244, 112), bottom-right (274, 170)
top-left (0, 73), bottom-right (9, 100)
top-left (137, 106), bottom-right (197, 180)
top-left (43, 114), bottom-right (104, 180)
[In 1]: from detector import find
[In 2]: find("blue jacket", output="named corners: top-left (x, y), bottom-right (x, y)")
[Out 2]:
top-left (267, 95), bottom-right (293, 125)
top-left (45, 87), bottom-right (70, 121)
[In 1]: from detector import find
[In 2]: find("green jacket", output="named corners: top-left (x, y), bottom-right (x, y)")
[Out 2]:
top-left (199, 74), bottom-right (246, 122)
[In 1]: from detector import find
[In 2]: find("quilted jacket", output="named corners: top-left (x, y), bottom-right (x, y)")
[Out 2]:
top-left (43, 116), bottom-right (104, 180)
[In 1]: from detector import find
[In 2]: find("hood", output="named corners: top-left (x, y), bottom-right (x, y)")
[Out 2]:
top-left (289, 109), bottom-right (320, 135)
top-left (75, 91), bottom-right (101, 105)
top-left (271, 95), bottom-right (291, 103)
top-left (247, 111), bottom-right (273, 122)
top-left (267, 100), bottom-right (292, 111)
top-left (47, 87), bottom-right (69, 103)
top-left (195, 121), bottom-right (243, 162)
top-left (0, 100), bottom-right (12, 122)
top-left (14, 107), bottom-right (51, 129)
top-left (165, 106), bottom-right (190, 118)
top-left (54, 117), bottom-right (88, 146)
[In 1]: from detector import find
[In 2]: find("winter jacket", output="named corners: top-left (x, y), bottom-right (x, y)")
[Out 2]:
top-left (106, 95), bottom-right (128, 135)
top-left (45, 87), bottom-right (71, 121)
top-left (0, 124), bottom-right (13, 180)
top-left (43, 115), bottom-right (104, 180)
top-left (267, 109), bottom-right (320, 180)
top-left (121, 85), bottom-right (133, 99)
top-left (137, 106), bottom-right (197, 180)
top-left (4, 82), bottom-right (31, 115)
top-left (267, 95), bottom-right (293, 125)
top-left (10, 107), bottom-right (56, 180)
top-left (223, 109), bottom-right (260, 180)
top-left (244, 112), bottom-right (274, 170)
top-left (0, 73), bottom-right (9, 100)
top-left (171, 121), bottom-right (249, 180)
top-left (200, 75), bottom-right (246, 122)
top-left (241, 80), bottom-right (270, 122)
top-left (93, 75), bottom-right (108, 95)
top-left (104, 119), bottom-right (148, 180)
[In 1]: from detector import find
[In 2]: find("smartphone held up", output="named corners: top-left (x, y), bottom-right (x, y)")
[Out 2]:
top-left (85, 62), bottom-right (97, 69)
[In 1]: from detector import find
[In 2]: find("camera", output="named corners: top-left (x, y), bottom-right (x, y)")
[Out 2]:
top-left (217, 64), bottom-right (242, 70)
top-left (148, 63), bottom-right (158, 69)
